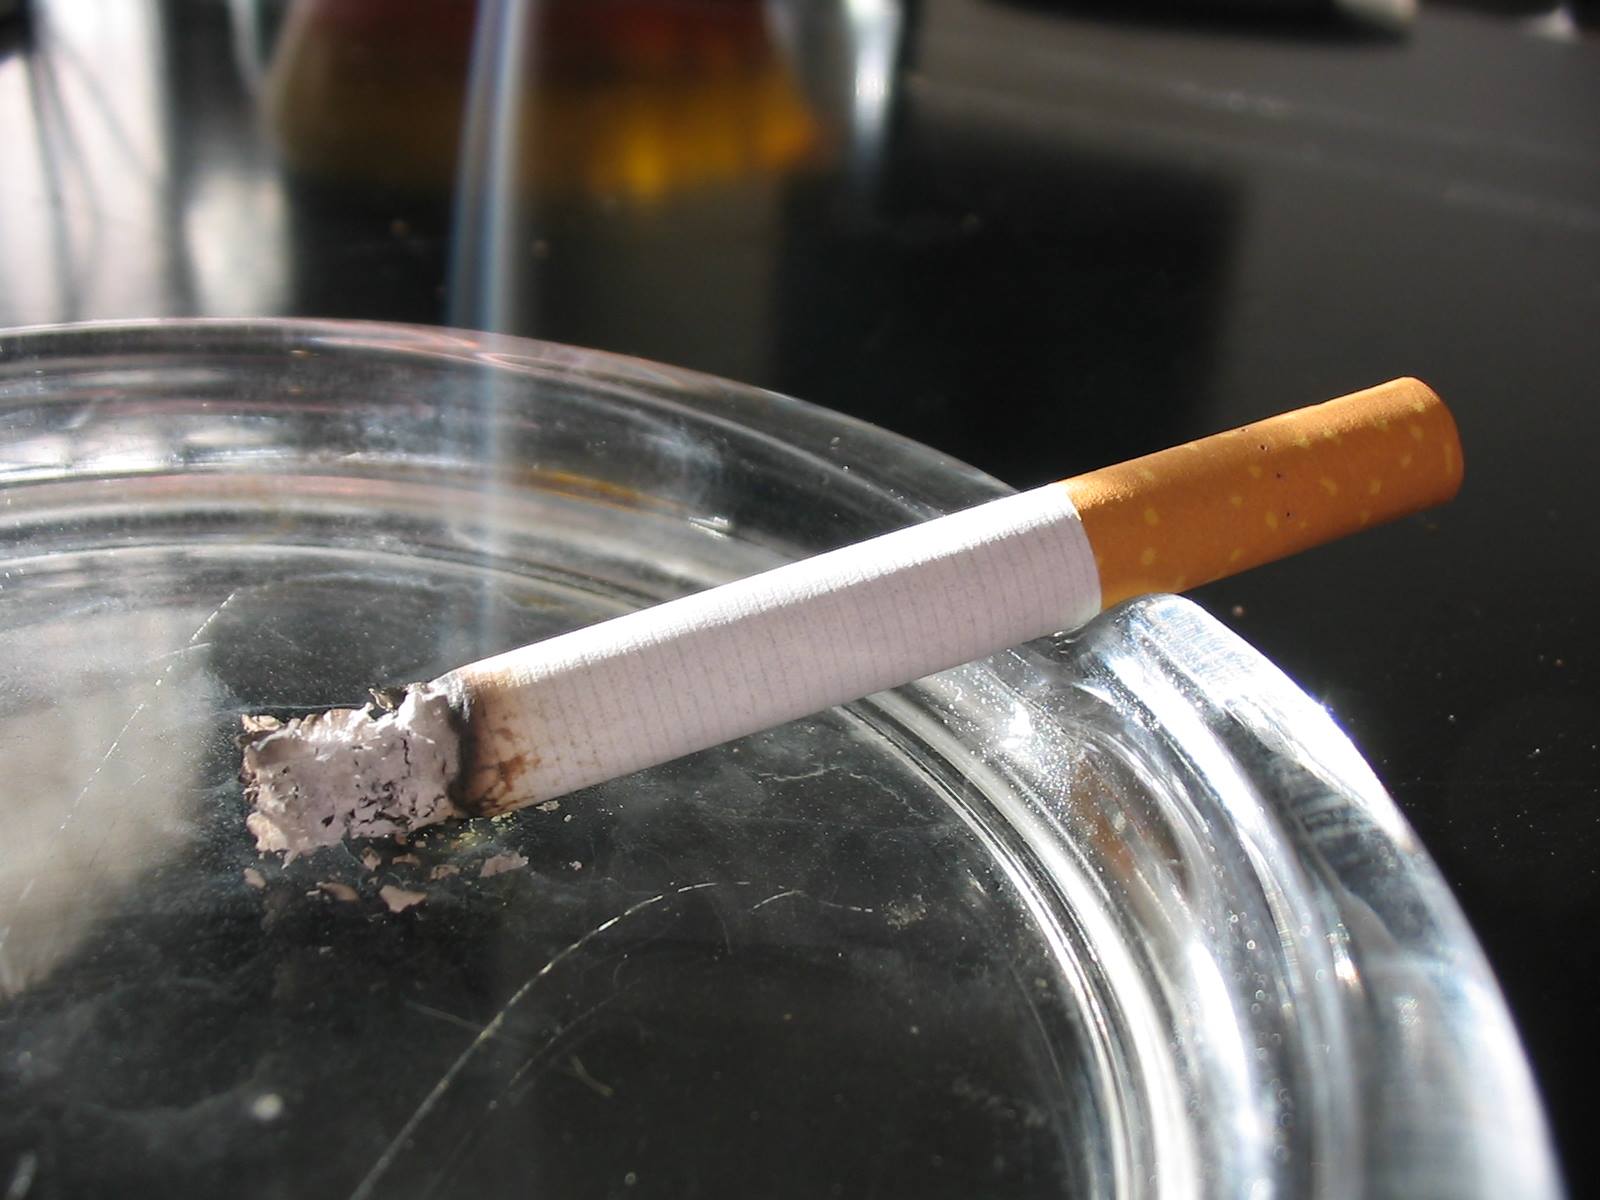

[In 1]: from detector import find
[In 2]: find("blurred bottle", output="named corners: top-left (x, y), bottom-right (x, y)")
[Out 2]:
top-left (266, 0), bottom-right (825, 202)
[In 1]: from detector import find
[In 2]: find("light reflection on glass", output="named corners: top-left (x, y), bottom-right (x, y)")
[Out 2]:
top-left (1184, 938), bottom-right (1268, 1184)
top-left (0, 0), bottom-right (292, 325)
top-left (0, 0), bottom-right (171, 322)
top-left (183, 167), bottom-right (290, 316)
top-left (0, 603), bottom-right (218, 998)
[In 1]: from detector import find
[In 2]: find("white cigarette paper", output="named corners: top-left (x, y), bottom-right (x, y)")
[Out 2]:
top-left (451, 483), bottom-right (1100, 804)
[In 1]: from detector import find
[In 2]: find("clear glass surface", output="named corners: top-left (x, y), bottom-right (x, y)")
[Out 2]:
top-left (0, 320), bottom-right (1557, 1198)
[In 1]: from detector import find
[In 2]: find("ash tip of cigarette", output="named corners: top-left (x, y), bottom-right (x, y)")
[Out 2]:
top-left (240, 683), bottom-right (465, 860)
top-left (238, 713), bottom-right (283, 741)
top-left (368, 686), bottom-right (409, 715)
top-left (237, 706), bottom-right (352, 752)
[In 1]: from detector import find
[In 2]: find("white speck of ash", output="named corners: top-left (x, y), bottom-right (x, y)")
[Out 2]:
top-left (479, 852), bottom-right (529, 878)
top-left (379, 885), bottom-right (427, 913)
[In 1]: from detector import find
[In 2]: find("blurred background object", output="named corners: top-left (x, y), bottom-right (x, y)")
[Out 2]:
top-left (268, 0), bottom-right (825, 201)
top-left (1, 0), bottom-right (1596, 1192)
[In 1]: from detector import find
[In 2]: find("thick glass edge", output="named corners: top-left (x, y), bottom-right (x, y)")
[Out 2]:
top-left (0, 317), bottom-right (1010, 519)
top-left (1096, 597), bottom-right (1561, 1198)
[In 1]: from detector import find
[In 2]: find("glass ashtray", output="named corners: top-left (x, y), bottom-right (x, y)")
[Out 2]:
top-left (0, 321), bottom-right (1557, 1198)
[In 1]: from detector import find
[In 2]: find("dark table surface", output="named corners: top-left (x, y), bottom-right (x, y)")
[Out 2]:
top-left (1, 0), bottom-right (1595, 1192)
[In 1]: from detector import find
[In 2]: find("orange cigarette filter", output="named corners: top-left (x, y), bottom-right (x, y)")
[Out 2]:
top-left (1061, 378), bottom-right (1463, 607)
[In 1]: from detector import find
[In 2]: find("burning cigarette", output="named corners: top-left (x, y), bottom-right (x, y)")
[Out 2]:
top-left (242, 378), bottom-right (1461, 857)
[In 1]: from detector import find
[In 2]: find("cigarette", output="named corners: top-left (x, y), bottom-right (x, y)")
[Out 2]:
top-left (242, 378), bottom-right (1461, 857)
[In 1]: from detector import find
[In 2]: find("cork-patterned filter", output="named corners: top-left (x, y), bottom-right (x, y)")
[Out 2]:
top-left (1061, 378), bottom-right (1463, 608)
